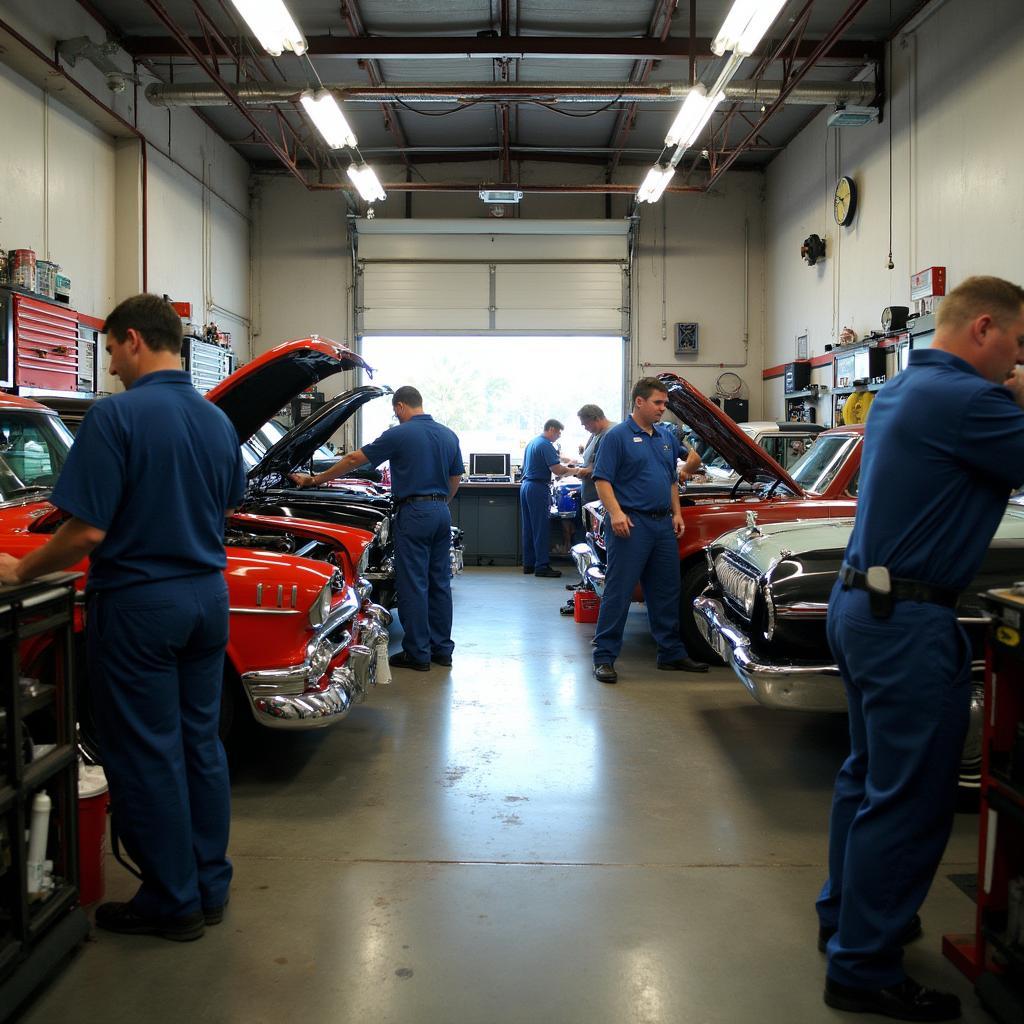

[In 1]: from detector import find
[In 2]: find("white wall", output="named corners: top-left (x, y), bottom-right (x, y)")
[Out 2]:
top-left (0, 0), bottom-right (252, 377)
top-left (764, 0), bottom-right (1024, 422)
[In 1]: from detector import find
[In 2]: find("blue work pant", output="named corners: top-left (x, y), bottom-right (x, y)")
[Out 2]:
top-left (86, 573), bottom-right (232, 920)
top-left (593, 512), bottom-right (687, 665)
top-left (817, 583), bottom-right (970, 988)
top-left (520, 480), bottom-right (552, 570)
top-left (394, 500), bottom-right (454, 662)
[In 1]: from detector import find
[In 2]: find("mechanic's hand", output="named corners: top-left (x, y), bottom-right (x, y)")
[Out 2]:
top-left (609, 510), bottom-right (633, 538)
top-left (1005, 367), bottom-right (1024, 408)
top-left (576, 466), bottom-right (592, 479)
top-left (0, 553), bottom-right (22, 586)
top-left (672, 512), bottom-right (685, 538)
top-left (289, 472), bottom-right (316, 488)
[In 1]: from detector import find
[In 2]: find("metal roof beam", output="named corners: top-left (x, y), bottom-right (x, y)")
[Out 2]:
top-left (122, 34), bottom-right (881, 64)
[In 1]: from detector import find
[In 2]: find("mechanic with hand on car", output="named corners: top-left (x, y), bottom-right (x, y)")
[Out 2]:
top-left (291, 385), bottom-right (463, 673)
top-left (520, 419), bottom-right (575, 578)
top-left (589, 377), bottom-right (709, 685)
top-left (0, 294), bottom-right (245, 942)
top-left (818, 276), bottom-right (1024, 1022)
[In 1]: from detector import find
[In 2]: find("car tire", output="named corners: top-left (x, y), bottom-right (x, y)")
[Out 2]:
top-left (679, 561), bottom-right (723, 665)
top-left (956, 665), bottom-right (985, 806)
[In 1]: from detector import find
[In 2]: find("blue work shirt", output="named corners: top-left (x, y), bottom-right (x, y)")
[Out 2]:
top-left (361, 414), bottom-right (463, 500)
top-left (52, 370), bottom-right (245, 593)
top-left (845, 348), bottom-right (1024, 590)
top-left (522, 435), bottom-right (561, 482)
top-left (593, 417), bottom-right (681, 510)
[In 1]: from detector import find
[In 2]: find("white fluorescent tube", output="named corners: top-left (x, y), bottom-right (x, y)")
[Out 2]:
top-left (664, 86), bottom-right (725, 147)
top-left (300, 90), bottom-right (358, 149)
top-left (347, 163), bottom-right (387, 203)
top-left (228, 0), bottom-right (307, 57)
top-left (712, 0), bottom-right (788, 57)
top-left (636, 165), bottom-right (675, 204)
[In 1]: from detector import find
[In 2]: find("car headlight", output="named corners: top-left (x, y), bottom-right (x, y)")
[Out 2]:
top-left (377, 518), bottom-right (390, 546)
top-left (357, 546), bottom-right (371, 577)
top-left (309, 581), bottom-right (334, 628)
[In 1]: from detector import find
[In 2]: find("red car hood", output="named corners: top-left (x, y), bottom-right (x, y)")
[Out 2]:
top-left (206, 337), bottom-right (371, 444)
top-left (657, 373), bottom-right (804, 495)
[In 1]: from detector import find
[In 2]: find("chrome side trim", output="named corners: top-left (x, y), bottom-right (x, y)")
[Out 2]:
top-left (230, 607), bottom-right (302, 615)
top-left (693, 595), bottom-right (846, 712)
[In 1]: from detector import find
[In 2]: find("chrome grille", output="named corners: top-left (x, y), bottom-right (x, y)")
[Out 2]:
top-left (714, 553), bottom-right (761, 619)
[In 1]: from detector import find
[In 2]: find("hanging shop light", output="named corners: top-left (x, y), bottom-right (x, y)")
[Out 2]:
top-left (636, 164), bottom-right (675, 204)
top-left (664, 85), bottom-right (725, 147)
top-left (712, 0), bottom-right (789, 57)
top-left (227, 0), bottom-right (307, 57)
top-left (347, 163), bottom-right (387, 203)
top-left (300, 90), bottom-right (358, 149)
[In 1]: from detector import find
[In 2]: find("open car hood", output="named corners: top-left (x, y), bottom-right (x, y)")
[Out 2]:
top-left (249, 385), bottom-right (393, 487)
top-left (206, 337), bottom-right (371, 444)
top-left (657, 373), bottom-right (804, 495)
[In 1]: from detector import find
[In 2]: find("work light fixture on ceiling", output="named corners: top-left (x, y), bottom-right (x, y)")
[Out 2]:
top-left (636, 164), bottom-right (675, 204)
top-left (712, 0), bottom-right (789, 57)
top-left (347, 163), bottom-right (387, 203)
top-left (479, 189), bottom-right (524, 204)
top-left (227, 0), bottom-right (307, 57)
top-left (664, 85), bottom-right (725, 148)
top-left (300, 90), bottom-right (358, 149)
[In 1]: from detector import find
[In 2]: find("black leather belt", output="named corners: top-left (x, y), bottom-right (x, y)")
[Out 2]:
top-left (621, 507), bottom-right (671, 520)
top-left (398, 494), bottom-right (447, 506)
top-left (838, 563), bottom-right (959, 609)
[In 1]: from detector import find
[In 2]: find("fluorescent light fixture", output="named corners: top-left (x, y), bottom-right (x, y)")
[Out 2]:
top-left (712, 0), bottom-right (788, 57)
top-left (479, 189), bottom-right (523, 204)
top-left (300, 90), bottom-right (358, 149)
top-left (227, 0), bottom-right (306, 56)
top-left (347, 163), bottom-right (387, 203)
top-left (637, 164), bottom-right (675, 204)
top-left (664, 86), bottom-right (725, 147)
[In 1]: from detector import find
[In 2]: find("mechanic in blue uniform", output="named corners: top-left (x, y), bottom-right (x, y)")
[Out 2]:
top-left (292, 385), bottom-right (463, 672)
top-left (520, 419), bottom-right (574, 578)
top-left (0, 294), bottom-right (245, 942)
top-left (590, 377), bottom-right (709, 684)
top-left (818, 276), bottom-right (1024, 1022)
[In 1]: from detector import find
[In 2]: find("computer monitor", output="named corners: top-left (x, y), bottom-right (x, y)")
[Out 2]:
top-left (469, 453), bottom-right (511, 476)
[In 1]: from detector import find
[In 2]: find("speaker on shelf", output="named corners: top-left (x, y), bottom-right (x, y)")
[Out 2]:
top-left (723, 398), bottom-right (748, 422)
top-left (784, 361), bottom-right (812, 394)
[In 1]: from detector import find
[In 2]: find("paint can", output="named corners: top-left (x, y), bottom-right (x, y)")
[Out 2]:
top-left (36, 260), bottom-right (58, 299)
top-left (10, 249), bottom-right (36, 292)
top-left (0, 250), bottom-right (8, 286)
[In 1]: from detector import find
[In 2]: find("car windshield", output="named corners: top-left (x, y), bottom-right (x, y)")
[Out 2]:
top-left (789, 434), bottom-right (859, 494)
top-left (0, 411), bottom-right (74, 501)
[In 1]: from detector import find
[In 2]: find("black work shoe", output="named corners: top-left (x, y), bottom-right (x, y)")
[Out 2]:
top-left (431, 653), bottom-right (453, 667)
top-left (594, 663), bottom-right (617, 684)
top-left (95, 901), bottom-right (205, 942)
top-left (389, 651), bottom-right (430, 672)
top-left (203, 894), bottom-right (229, 926)
top-left (534, 567), bottom-right (562, 578)
top-left (818, 913), bottom-right (922, 954)
top-left (823, 976), bottom-right (961, 1021)
top-left (657, 657), bottom-right (709, 673)
top-left (522, 566), bottom-right (535, 574)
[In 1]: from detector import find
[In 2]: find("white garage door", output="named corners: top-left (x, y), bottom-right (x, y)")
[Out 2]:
top-left (354, 218), bottom-right (630, 335)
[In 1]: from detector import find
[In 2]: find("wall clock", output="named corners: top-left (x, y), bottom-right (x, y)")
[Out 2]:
top-left (834, 175), bottom-right (857, 226)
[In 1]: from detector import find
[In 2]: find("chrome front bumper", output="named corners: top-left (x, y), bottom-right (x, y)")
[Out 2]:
top-left (693, 595), bottom-right (846, 712)
top-left (241, 600), bottom-right (393, 729)
top-left (570, 542), bottom-right (605, 596)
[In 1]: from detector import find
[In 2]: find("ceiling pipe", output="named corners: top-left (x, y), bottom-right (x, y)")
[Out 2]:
top-left (145, 79), bottom-right (878, 107)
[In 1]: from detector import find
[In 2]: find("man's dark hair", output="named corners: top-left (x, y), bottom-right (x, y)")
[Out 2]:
top-left (103, 294), bottom-right (183, 354)
top-left (632, 376), bottom-right (668, 404)
top-left (392, 385), bottom-right (423, 408)
top-left (577, 403), bottom-right (604, 421)
top-left (543, 419), bottom-right (564, 432)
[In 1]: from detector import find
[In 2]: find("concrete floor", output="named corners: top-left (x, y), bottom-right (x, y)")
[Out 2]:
top-left (21, 567), bottom-right (988, 1023)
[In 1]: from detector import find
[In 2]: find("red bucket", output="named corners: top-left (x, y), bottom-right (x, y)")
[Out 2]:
top-left (78, 764), bottom-right (109, 906)
top-left (573, 590), bottom-right (601, 623)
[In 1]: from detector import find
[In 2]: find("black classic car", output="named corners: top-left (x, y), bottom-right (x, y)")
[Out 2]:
top-left (693, 509), bottom-right (1024, 792)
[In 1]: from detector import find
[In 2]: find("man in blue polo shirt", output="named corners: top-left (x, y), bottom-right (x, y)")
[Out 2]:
top-left (520, 419), bottom-right (574, 578)
top-left (818, 276), bottom-right (1024, 1022)
top-left (0, 294), bottom-right (245, 942)
top-left (590, 377), bottom-right (708, 684)
top-left (292, 386), bottom-right (463, 672)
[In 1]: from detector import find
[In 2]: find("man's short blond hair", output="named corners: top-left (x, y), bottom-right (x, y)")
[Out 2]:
top-left (937, 275), bottom-right (1024, 331)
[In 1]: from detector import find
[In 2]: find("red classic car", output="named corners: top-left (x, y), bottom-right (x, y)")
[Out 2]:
top-left (572, 373), bottom-right (864, 660)
top-left (0, 339), bottom-right (393, 748)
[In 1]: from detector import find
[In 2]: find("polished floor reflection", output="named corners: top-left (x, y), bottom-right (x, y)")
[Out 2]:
top-left (23, 567), bottom-right (986, 1023)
